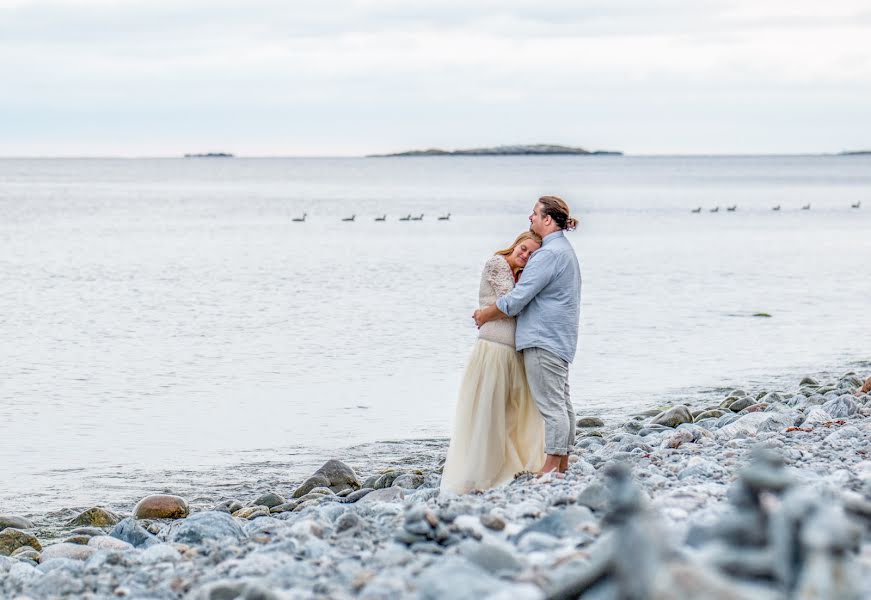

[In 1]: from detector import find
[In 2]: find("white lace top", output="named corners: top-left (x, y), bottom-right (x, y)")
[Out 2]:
top-left (478, 255), bottom-right (517, 347)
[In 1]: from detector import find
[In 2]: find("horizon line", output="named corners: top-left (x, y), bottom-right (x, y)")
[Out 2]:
top-left (0, 151), bottom-right (868, 160)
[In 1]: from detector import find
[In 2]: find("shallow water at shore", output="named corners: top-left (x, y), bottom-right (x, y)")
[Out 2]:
top-left (1, 155), bottom-right (870, 512)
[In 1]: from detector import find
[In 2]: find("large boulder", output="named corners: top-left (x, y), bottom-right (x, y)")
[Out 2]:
top-left (0, 528), bottom-right (42, 556)
top-left (66, 507), bottom-right (121, 527)
top-left (650, 405), bottom-right (693, 428)
top-left (133, 495), bottom-right (189, 519)
top-left (166, 511), bottom-right (246, 545)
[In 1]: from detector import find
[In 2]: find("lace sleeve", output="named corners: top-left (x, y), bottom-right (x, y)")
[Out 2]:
top-left (484, 255), bottom-right (515, 298)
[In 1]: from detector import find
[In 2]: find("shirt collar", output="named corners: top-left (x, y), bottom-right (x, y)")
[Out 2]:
top-left (541, 230), bottom-right (564, 246)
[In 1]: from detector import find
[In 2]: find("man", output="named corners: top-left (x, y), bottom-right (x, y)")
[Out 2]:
top-left (474, 195), bottom-right (582, 474)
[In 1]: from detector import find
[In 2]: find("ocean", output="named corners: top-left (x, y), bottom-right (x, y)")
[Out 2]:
top-left (1, 155), bottom-right (869, 513)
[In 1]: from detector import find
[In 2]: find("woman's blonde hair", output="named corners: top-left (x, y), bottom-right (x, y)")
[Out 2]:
top-left (495, 231), bottom-right (542, 274)
top-left (538, 195), bottom-right (578, 231)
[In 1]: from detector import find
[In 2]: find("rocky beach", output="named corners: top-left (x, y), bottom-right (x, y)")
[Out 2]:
top-left (3, 369), bottom-right (871, 599)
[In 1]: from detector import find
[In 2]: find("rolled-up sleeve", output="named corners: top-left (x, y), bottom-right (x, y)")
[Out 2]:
top-left (496, 250), bottom-right (555, 316)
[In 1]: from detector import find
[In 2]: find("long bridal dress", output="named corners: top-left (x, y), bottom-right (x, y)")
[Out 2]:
top-left (440, 255), bottom-right (545, 494)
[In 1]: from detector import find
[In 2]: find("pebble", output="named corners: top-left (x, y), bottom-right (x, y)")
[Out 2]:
top-left (4, 372), bottom-right (870, 600)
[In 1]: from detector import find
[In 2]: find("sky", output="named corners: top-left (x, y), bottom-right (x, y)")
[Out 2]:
top-left (1, 0), bottom-right (870, 156)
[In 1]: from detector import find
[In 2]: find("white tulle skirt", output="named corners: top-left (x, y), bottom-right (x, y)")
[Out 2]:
top-left (440, 339), bottom-right (545, 494)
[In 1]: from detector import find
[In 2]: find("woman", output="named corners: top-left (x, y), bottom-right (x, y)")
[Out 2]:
top-left (441, 232), bottom-right (546, 494)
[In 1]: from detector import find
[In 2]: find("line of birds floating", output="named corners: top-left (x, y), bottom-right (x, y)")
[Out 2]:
top-left (691, 202), bottom-right (861, 213)
top-left (291, 213), bottom-right (451, 222)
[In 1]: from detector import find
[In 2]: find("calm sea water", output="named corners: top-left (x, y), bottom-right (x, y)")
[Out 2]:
top-left (1, 155), bottom-right (870, 513)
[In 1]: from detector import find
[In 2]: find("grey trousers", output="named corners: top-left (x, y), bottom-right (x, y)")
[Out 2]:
top-left (523, 347), bottom-right (575, 455)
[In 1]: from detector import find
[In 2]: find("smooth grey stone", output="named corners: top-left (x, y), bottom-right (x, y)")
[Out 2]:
top-left (415, 557), bottom-right (511, 600)
top-left (110, 517), bottom-right (160, 548)
top-left (189, 579), bottom-right (282, 600)
top-left (87, 535), bottom-right (134, 551)
top-left (356, 487), bottom-right (405, 506)
top-left (716, 413), bottom-right (742, 428)
top-left (694, 409), bottom-right (726, 421)
top-left (36, 557), bottom-right (84, 574)
top-left (39, 543), bottom-right (96, 562)
top-left (392, 473), bottom-right (425, 489)
top-left (291, 474), bottom-right (331, 499)
top-left (374, 471), bottom-right (405, 489)
top-left (679, 459), bottom-right (725, 480)
top-left (69, 527), bottom-right (103, 537)
top-left (215, 499), bottom-right (243, 513)
top-left (269, 501), bottom-right (300, 514)
top-left (335, 512), bottom-right (363, 533)
top-left (650, 405), bottom-right (693, 428)
top-left (576, 437), bottom-right (605, 450)
top-left (166, 511), bottom-right (246, 545)
top-left (516, 531), bottom-right (561, 552)
top-left (312, 459), bottom-right (362, 493)
top-left (515, 505), bottom-right (595, 541)
top-left (622, 420), bottom-right (645, 433)
top-left (251, 492), bottom-right (286, 509)
top-left (822, 395), bottom-right (859, 418)
top-left (459, 541), bottom-right (522, 574)
top-left (825, 426), bottom-right (862, 444)
top-left (760, 391), bottom-right (785, 404)
top-left (361, 474), bottom-right (380, 489)
top-left (25, 568), bottom-right (85, 597)
top-left (139, 543), bottom-right (182, 564)
top-left (577, 481), bottom-right (610, 512)
top-left (343, 488), bottom-right (375, 503)
top-left (729, 397), bottom-right (756, 412)
top-left (799, 376), bottom-right (819, 387)
top-left (479, 513), bottom-right (506, 531)
top-left (577, 417), bottom-right (605, 428)
top-left (0, 516), bottom-right (34, 531)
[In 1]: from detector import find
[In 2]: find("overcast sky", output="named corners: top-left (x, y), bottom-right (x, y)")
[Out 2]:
top-left (2, 0), bottom-right (870, 156)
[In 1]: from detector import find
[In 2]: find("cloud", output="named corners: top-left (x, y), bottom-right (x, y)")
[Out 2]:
top-left (1, 0), bottom-right (870, 154)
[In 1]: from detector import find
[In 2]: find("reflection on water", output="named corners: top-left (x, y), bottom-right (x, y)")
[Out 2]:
top-left (1, 156), bottom-right (869, 514)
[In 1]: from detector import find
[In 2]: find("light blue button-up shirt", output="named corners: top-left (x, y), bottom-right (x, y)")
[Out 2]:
top-left (496, 230), bottom-right (581, 363)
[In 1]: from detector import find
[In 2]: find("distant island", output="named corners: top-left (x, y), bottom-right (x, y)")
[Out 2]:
top-left (370, 144), bottom-right (622, 157)
top-left (184, 152), bottom-right (234, 158)
top-left (839, 150), bottom-right (871, 156)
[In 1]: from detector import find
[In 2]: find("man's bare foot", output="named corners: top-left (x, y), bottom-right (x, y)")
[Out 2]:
top-left (539, 454), bottom-right (562, 475)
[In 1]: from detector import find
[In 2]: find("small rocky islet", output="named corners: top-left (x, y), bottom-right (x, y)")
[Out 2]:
top-left (2, 372), bottom-right (871, 598)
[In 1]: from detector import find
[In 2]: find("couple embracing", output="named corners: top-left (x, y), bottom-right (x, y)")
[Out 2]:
top-left (441, 196), bottom-right (582, 495)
